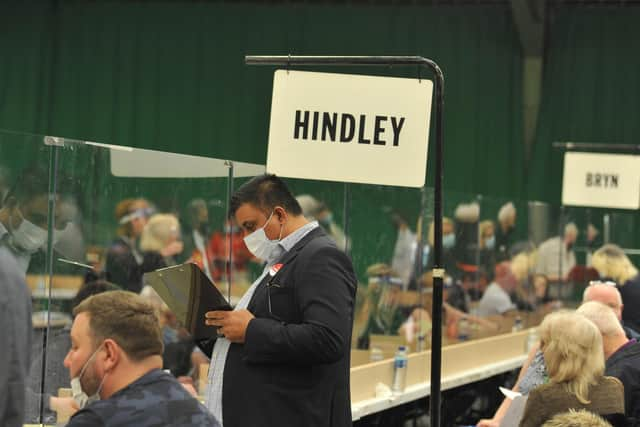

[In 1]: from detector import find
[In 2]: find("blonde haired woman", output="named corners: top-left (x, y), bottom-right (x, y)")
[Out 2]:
top-left (519, 311), bottom-right (624, 427)
top-left (140, 213), bottom-right (184, 269)
top-left (591, 244), bottom-right (640, 332)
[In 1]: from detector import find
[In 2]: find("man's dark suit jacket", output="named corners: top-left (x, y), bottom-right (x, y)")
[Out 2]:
top-left (606, 340), bottom-right (640, 424)
top-left (217, 227), bottom-right (356, 427)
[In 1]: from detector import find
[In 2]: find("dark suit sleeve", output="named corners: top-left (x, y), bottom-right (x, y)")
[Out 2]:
top-left (243, 245), bottom-right (355, 365)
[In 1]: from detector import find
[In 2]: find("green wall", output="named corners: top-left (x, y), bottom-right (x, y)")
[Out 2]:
top-left (0, 1), bottom-right (524, 199)
top-left (527, 5), bottom-right (640, 247)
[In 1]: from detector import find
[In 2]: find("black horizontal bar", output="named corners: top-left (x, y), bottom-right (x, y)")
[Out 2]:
top-left (245, 55), bottom-right (439, 69)
top-left (553, 141), bottom-right (640, 152)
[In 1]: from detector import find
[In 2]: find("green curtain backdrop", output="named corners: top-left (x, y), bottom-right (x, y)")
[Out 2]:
top-left (527, 5), bottom-right (640, 248)
top-left (0, 1), bottom-right (524, 200)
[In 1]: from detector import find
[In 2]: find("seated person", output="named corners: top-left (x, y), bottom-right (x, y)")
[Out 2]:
top-left (400, 272), bottom-right (497, 342)
top-left (63, 291), bottom-right (219, 426)
top-left (476, 261), bottom-right (518, 317)
top-left (25, 280), bottom-right (119, 424)
top-left (478, 282), bottom-right (635, 427)
top-left (139, 213), bottom-right (184, 270)
top-left (541, 409), bottom-right (613, 427)
top-left (519, 311), bottom-right (624, 427)
top-left (509, 251), bottom-right (539, 312)
top-left (584, 281), bottom-right (640, 340)
top-left (591, 244), bottom-right (640, 333)
top-left (105, 198), bottom-right (153, 292)
top-left (139, 285), bottom-right (197, 378)
top-left (578, 301), bottom-right (640, 424)
top-left (356, 264), bottom-right (407, 349)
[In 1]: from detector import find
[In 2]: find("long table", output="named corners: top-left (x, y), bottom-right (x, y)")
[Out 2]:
top-left (350, 329), bottom-right (531, 421)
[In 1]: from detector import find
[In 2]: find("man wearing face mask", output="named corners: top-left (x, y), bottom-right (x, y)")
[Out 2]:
top-left (0, 168), bottom-right (71, 273)
top-left (63, 290), bottom-right (220, 427)
top-left (203, 174), bottom-right (357, 427)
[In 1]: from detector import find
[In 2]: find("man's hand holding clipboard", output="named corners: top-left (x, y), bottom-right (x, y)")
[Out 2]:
top-left (205, 309), bottom-right (254, 343)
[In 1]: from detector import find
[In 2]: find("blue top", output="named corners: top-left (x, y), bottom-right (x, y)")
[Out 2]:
top-left (518, 350), bottom-right (547, 395)
top-left (67, 369), bottom-right (219, 427)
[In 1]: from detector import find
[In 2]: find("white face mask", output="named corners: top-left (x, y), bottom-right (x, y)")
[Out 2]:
top-left (485, 235), bottom-right (496, 250)
top-left (10, 218), bottom-right (67, 253)
top-left (443, 233), bottom-right (456, 249)
top-left (243, 211), bottom-right (283, 261)
top-left (70, 344), bottom-right (107, 409)
top-left (10, 219), bottom-right (48, 253)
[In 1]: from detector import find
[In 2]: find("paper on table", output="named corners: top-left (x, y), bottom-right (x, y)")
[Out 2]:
top-left (499, 386), bottom-right (522, 400)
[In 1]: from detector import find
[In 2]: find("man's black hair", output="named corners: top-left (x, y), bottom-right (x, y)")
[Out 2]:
top-left (229, 174), bottom-right (302, 218)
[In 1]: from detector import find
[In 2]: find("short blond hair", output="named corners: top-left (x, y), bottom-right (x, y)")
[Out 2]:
top-left (540, 311), bottom-right (604, 404)
top-left (591, 244), bottom-right (638, 285)
top-left (577, 301), bottom-right (625, 338)
top-left (498, 202), bottom-right (516, 224)
top-left (140, 213), bottom-right (180, 252)
top-left (73, 290), bottom-right (163, 361)
top-left (542, 409), bottom-right (612, 427)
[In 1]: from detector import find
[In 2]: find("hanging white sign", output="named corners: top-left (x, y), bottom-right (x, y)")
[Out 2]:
top-left (562, 152), bottom-right (640, 209)
top-left (266, 70), bottom-right (432, 188)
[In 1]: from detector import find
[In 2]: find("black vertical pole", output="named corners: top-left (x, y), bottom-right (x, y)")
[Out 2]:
top-left (226, 161), bottom-right (234, 303)
top-left (430, 65), bottom-right (445, 427)
top-left (39, 143), bottom-right (59, 423)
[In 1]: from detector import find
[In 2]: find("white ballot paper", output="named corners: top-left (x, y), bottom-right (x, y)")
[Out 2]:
top-left (499, 387), bottom-right (529, 427)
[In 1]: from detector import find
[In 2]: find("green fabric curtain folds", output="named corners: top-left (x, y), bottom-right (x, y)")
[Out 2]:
top-left (0, 2), bottom-right (524, 199)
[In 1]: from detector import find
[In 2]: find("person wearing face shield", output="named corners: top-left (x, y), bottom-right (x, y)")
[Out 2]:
top-left (104, 198), bottom-right (154, 293)
top-left (63, 290), bottom-right (220, 427)
top-left (202, 174), bottom-right (357, 427)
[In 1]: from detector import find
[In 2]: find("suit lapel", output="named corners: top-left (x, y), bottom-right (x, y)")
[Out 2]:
top-left (247, 226), bottom-right (325, 312)
top-left (275, 226), bottom-right (325, 267)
